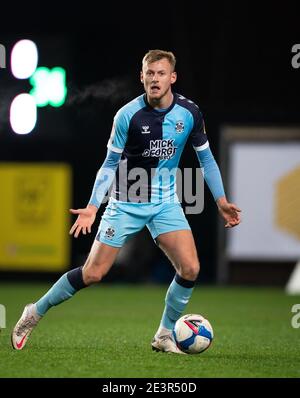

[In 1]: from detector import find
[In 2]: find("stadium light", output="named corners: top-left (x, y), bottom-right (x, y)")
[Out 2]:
top-left (30, 66), bottom-right (67, 107)
top-left (10, 93), bottom-right (37, 135)
top-left (8, 40), bottom-right (67, 136)
top-left (11, 40), bottom-right (38, 79)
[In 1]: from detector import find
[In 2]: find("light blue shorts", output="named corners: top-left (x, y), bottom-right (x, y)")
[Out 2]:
top-left (96, 198), bottom-right (191, 248)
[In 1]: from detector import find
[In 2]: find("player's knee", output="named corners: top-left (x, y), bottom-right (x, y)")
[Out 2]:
top-left (181, 261), bottom-right (200, 281)
top-left (83, 264), bottom-right (107, 285)
top-left (83, 269), bottom-right (100, 285)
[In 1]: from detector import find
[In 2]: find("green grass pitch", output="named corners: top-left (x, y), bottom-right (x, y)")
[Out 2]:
top-left (0, 282), bottom-right (299, 378)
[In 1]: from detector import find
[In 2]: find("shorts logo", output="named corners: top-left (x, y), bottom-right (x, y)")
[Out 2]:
top-left (175, 120), bottom-right (184, 133)
top-left (105, 226), bottom-right (115, 239)
top-left (142, 139), bottom-right (177, 160)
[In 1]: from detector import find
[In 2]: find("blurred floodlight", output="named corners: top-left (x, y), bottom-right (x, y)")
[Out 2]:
top-left (11, 40), bottom-right (38, 79)
top-left (29, 67), bottom-right (50, 107)
top-left (48, 67), bottom-right (67, 107)
top-left (10, 94), bottom-right (37, 134)
top-left (30, 67), bottom-right (67, 107)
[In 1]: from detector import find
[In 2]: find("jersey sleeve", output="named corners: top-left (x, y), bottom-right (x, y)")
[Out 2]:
top-left (190, 109), bottom-right (209, 152)
top-left (88, 150), bottom-right (122, 208)
top-left (107, 109), bottom-right (129, 154)
top-left (190, 108), bottom-right (225, 201)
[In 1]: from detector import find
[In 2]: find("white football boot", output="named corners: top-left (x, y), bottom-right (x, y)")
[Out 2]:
top-left (151, 333), bottom-right (186, 354)
top-left (11, 303), bottom-right (41, 350)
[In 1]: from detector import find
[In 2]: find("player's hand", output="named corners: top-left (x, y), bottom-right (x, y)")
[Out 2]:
top-left (69, 205), bottom-right (98, 238)
top-left (217, 197), bottom-right (241, 228)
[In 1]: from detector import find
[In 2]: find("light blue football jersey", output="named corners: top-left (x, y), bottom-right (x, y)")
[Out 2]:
top-left (107, 92), bottom-right (208, 203)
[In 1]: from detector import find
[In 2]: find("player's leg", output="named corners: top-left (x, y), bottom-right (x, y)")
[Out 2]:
top-left (11, 241), bottom-right (120, 350)
top-left (146, 200), bottom-right (199, 353)
top-left (156, 229), bottom-right (199, 329)
top-left (35, 240), bottom-right (120, 316)
top-left (11, 198), bottom-right (151, 350)
top-left (152, 230), bottom-right (199, 353)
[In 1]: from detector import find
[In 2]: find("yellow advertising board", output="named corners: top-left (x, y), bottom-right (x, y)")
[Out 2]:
top-left (0, 163), bottom-right (71, 271)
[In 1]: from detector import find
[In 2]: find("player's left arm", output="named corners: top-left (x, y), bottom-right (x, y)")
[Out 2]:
top-left (216, 195), bottom-right (241, 228)
top-left (190, 110), bottom-right (241, 228)
top-left (196, 147), bottom-right (241, 228)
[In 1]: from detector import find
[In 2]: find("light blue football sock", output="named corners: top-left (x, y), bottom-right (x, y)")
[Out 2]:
top-left (35, 273), bottom-right (77, 316)
top-left (159, 274), bottom-right (195, 331)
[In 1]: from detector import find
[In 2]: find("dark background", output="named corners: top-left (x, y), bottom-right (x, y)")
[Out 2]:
top-left (0, 1), bottom-right (299, 283)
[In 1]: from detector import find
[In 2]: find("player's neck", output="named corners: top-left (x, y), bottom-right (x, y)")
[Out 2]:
top-left (147, 91), bottom-right (174, 110)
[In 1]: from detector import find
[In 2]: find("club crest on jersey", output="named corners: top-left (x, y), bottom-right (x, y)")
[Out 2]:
top-left (105, 226), bottom-right (115, 239)
top-left (141, 125), bottom-right (150, 134)
top-left (142, 139), bottom-right (177, 160)
top-left (175, 120), bottom-right (184, 133)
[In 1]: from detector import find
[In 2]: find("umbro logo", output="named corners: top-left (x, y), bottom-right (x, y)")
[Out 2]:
top-left (141, 125), bottom-right (150, 134)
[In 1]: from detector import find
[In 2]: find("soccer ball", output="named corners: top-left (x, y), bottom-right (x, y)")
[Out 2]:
top-left (173, 314), bottom-right (213, 354)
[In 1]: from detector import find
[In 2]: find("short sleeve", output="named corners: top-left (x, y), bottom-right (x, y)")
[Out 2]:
top-left (107, 110), bottom-right (129, 154)
top-left (190, 110), bottom-right (209, 152)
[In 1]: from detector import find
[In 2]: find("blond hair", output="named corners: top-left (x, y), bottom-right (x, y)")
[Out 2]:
top-left (142, 49), bottom-right (176, 71)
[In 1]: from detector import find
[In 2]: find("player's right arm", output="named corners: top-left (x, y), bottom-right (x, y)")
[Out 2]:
top-left (69, 149), bottom-right (122, 238)
top-left (69, 109), bottom-right (129, 238)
